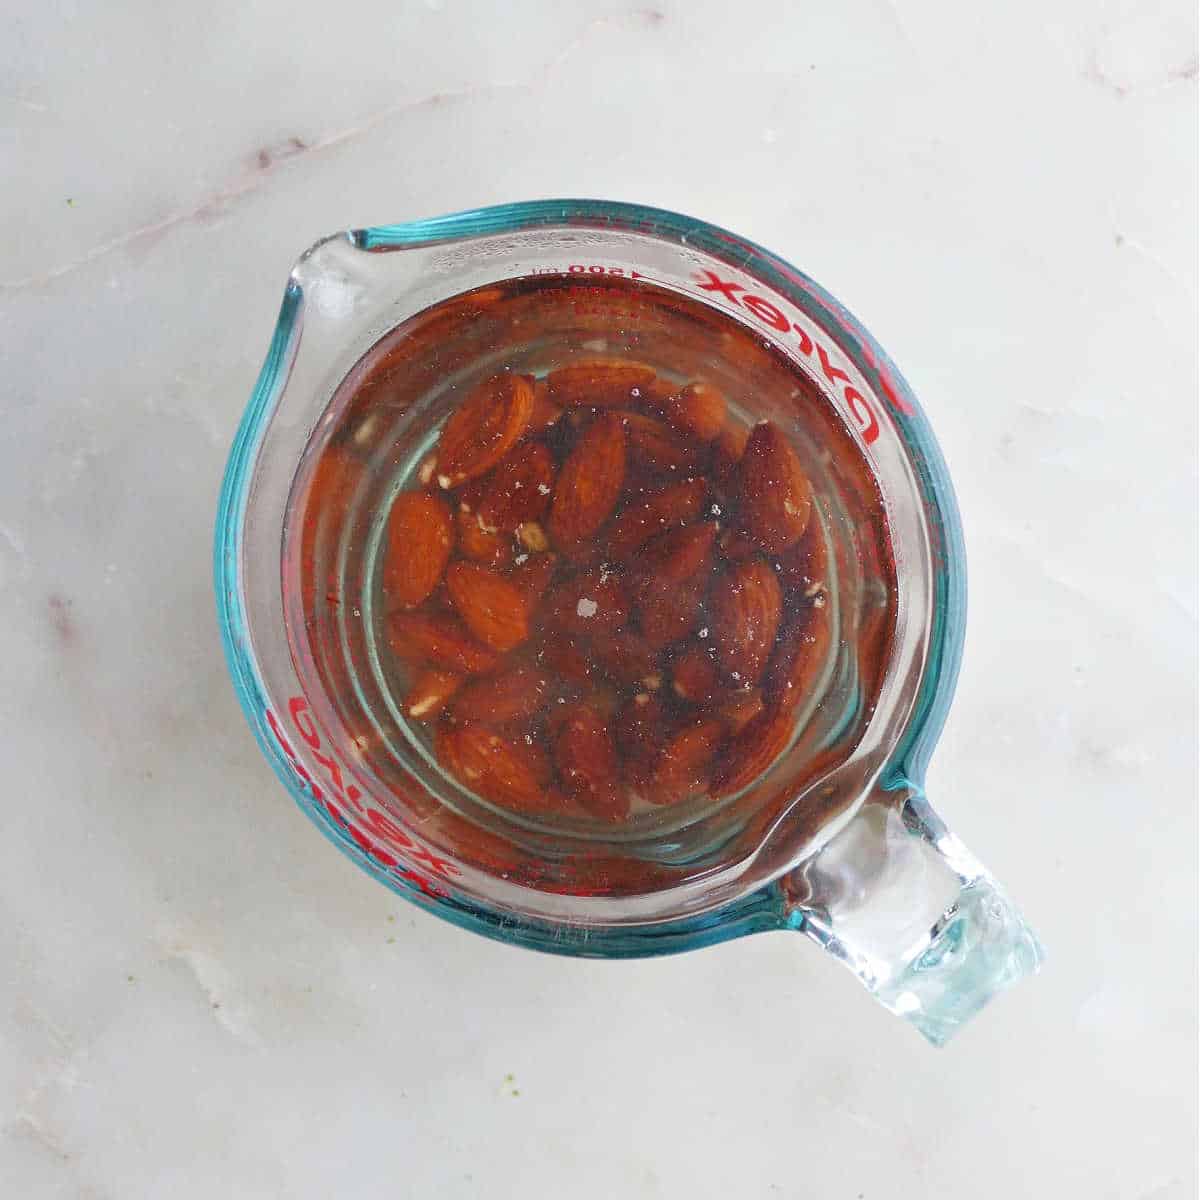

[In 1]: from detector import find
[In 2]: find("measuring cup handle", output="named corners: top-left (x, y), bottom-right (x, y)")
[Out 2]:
top-left (780, 781), bottom-right (1043, 1045)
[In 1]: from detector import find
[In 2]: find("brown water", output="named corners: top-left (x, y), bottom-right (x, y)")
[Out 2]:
top-left (282, 275), bottom-right (895, 896)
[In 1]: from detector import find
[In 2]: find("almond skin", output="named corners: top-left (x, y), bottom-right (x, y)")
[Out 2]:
top-left (546, 359), bottom-right (657, 409)
top-left (435, 373), bottom-right (535, 489)
top-left (710, 704), bottom-right (794, 797)
top-left (402, 668), bottom-right (463, 722)
top-left (530, 378), bottom-right (564, 430)
top-left (592, 629), bottom-right (663, 689)
top-left (509, 551), bottom-right (558, 603)
top-left (670, 642), bottom-right (721, 704)
top-left (622, 412), bottom-right (706, 477)
top-left (711, 423), bottom-right (749, 493)
top-left (775, 509), bottom-right (829, 603)
top-left (651, 718), bottom-right (724, 803)
top-left (548, 413), bottom-right (627, 549)
top-left (435, 722), bottom-right (555, 813)
top-left (605, 478), bottom-right (707, 562)
top-left (637, 573), bottom-right (709, 650)
top-left (544, 567), bottom-right (630, 638)
top-left (381, 491), bottom-right (455, 609)
top-left (388, 610), bottom-right (499, 674)
top-left (636, 521), bottom-right (718, 586)
top-left (551, 703), bottom-right (627, 821)
top-left (765, 601), bottom-right (834, 714)
top-left (737, 421), bottom-right (812, 553)
top-left (653, 382), bottom-right (727, 442)
top-left (475, 441), bottom-right (556, 533)
top-left (634, 522), bottom-right (717, 649)
top-left (536, 632), bottom-right (594, 685)
top-left (445, 561), bottom-right (531, 652)
top-left (717, 687), bottom-right (765, 736)
top-left (615, 692), bottom-right (669, 769)
top-left (449, 663), bottom-right (552, 725)
top-left (710, 558), bottom-right (783, 684)
top-left (456, 504), bottom-right (514, 568)
top-left (716, 527), bottom-right (762, 564)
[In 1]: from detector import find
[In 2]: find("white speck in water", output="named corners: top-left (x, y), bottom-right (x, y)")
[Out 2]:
top-left (731, 671), bottom-right (741, 681)
top-left (515, 553), bottom-right (529, 565)
top-left (537, 483), bottom-right (551, 495)
top-left (698, 627), bottom-right (709, 639)
top-left (631, 387), bottom-right (641, 398)
top-left (710, 504), bottom-right (722, 516)
top-left (577, 598), bottom-right (598, 618)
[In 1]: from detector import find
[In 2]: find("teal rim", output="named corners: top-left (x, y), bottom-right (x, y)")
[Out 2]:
top-left (214, 199), bottom-right (966, 956)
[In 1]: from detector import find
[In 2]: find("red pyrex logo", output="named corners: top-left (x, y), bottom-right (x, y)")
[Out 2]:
top-left (266, 698), bottom-right (457, 898)
top-left (694, 269), bottom-right (890, 445)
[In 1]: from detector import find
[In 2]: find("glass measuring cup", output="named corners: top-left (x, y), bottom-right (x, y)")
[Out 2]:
top-left (215, 200), bottom-right (1043, 1044)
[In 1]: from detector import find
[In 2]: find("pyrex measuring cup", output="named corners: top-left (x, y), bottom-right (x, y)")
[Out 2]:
top-left (215, 200), bottom-right (1043, 1044)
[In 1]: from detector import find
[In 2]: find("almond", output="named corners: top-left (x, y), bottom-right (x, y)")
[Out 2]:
top-left (546, 359), bottom-right (657, 408)
top-left (651, 718), bottom-right (724, 803)
top-left (711, 423), bottom-right (749, 493)
top-left (544, 567), bottom-right (630, 638)
top-left (381, 491), bottom-right (455, 609)
top-left (537, 632), bottom-right (594, 685)
top-left (710, 704), bottom-right (794, 797)
top-left (388, 610), bottom-right (499, 674)
top-left (638, 375), bottom-right (679, 408)
top-left (456, 504), bottom-right (514, 568)
top-left (435, 723), bottom-right (556, 813)
top-left (737, 421), bottom-right (812, 553)
top-left (592, 629), bottom-right (663, 689)
top-left (548, 413), bottom-right (626, 549)
top-left (716, 527), bottom-right (762, 563)
top-left (717, 687), bottom-right (765, 736)
top-left (509, 551), bottom-right (558, 603)
top-left (765, 602), bottom-right (834, 714)
top-left (622, 412), bottom-right (706, 476)
top-left (709, 558), bottom-right (783, 684)
top-left (449, 663), bottom-right (552, 725)
top-left (634, 522), bottom-right (717, 649)
top-left (445, 561), bottom-right (531, 652)
top-left (637, 573), bottom-right (708, 650)
top-left (530, 377), bottom-right (564, 430)
top-left (615, 692), bottom-right (669, 767)
top-left (670, 643), bottom-right (721, 704)
top-left (435, 373), bottom-right (535, 489)
top-left (636, 521), bottom-right (718, 585)
top-left (605, 478), bottom-right (707, 562)
top-left (551, 703), bottom-right (627, 821)
top-left (775, 509), bottom-right (828, 602)
top-left (402, 668), bottom-right (463, 722)
top-left (475, 441), bottom-right (556, 533)
top-left (653, 382), bottom-right (727, 442)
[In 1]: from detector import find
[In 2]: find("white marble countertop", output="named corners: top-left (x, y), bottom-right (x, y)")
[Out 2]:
top-left (3, 3), bottom-right (1196, 1196)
